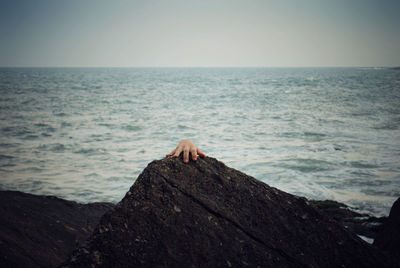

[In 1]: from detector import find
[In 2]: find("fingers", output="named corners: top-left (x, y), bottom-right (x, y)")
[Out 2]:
top-left (190, 148), bottom-right (197, 161)
top-left (166, 140), bottom-right (206, 163)
top-left (183, 146), bottom-right (190, 163)
top-left (173, 146), bottom-right (183, 158)
top-left (197, 148), bottom-right (206, 158)
top-left (166, 148), bottom-right (176, 157)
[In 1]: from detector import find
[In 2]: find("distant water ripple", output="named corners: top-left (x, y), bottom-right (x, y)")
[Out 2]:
top-left (0, 67), bottom-right (399, 216)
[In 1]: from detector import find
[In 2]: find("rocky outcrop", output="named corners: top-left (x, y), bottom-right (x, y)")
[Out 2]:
top-left (0, 191), bottom-right (114, 268)
top-left (310, 200), bottom-right (386, 241)
top-left (374, 198), bottom-right (400, 260)
top-left (63, 157), bottom-right (394, 267)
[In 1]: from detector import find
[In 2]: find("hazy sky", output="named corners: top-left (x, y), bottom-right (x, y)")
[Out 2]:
top-left (1, 0), bottom-right (399, 67)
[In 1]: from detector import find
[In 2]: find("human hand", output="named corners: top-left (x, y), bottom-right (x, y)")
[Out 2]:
top-left (166, 139), bottom-right (206, 163)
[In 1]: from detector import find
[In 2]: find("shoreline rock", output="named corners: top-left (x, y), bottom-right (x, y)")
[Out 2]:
top-left (374, 198), bottom-right (400, 260)
top-left (1, 157), bottom-right (398, 267)
top-left (0, 190), bottom-right (114, 268)
top-left (310, 200), bottom-right (387, 242)
top-left (63, 157), bottom-right (395, 267)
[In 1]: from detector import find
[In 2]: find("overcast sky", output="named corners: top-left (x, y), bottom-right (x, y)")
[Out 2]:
top-left (1, 0), bottom-right (399, 67)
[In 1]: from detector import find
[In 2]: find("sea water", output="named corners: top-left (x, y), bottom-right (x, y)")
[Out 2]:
top-left (0, 67), bottom-right (399, 216)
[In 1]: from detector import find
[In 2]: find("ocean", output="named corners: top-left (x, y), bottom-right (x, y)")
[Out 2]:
top-left (0, 67), bottom-right (399, 216)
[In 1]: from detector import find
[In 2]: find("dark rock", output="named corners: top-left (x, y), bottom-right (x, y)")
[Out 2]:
top-left (64, 157), bottom-right (394, 267)
top-left (374, 198), bottom-right (400, 261)
top-left (310, 200), bottom-right (387, 240)
top-left (0, 190), bottom-right (114, 268)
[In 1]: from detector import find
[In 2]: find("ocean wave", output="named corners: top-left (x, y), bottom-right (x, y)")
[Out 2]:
top-left (1, 67), bottom-right (399, 216)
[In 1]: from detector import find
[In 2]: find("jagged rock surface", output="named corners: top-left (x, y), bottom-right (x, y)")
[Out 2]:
top-left (64, 157), bottom-right (393, 267)
top-left (310, 200), bottom-right (387, 240)
top-left (374, 198), bottom-right (400, 261)
top-left (0, 191), bottom-right (114, 268)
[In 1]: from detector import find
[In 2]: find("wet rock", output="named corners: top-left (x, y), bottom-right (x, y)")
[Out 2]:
top-left (0, 191), bottom-right (114, 268)
top-left (64, 157), bottom-right (394, 267)
top-left (310, 200), bottom-right (387, 241)
top-left (374, 198), bottom-right (400, 261)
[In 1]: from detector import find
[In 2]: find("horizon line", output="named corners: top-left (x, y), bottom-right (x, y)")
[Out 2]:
top-left (0, 65), bottom-right (398, 68)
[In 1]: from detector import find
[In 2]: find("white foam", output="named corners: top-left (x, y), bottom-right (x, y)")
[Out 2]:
top-left (357, 235), bottom-right (374, 245)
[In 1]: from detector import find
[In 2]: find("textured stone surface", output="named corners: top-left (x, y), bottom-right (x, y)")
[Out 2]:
top-left (374, 198), bottom-right (400, 262)
top-left (64, 157), bottom-right (394, 267)
top-left (310, 200), bottom-right (387, 240)
top-left (0, 190), bottom-right (114, 268)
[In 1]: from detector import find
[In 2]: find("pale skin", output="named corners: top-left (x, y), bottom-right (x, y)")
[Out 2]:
top-left (166, 139), bottom-right (206, 163)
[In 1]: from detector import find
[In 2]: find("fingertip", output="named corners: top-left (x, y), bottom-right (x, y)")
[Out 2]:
top-left (197, 148), bottom-right (206, 158)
